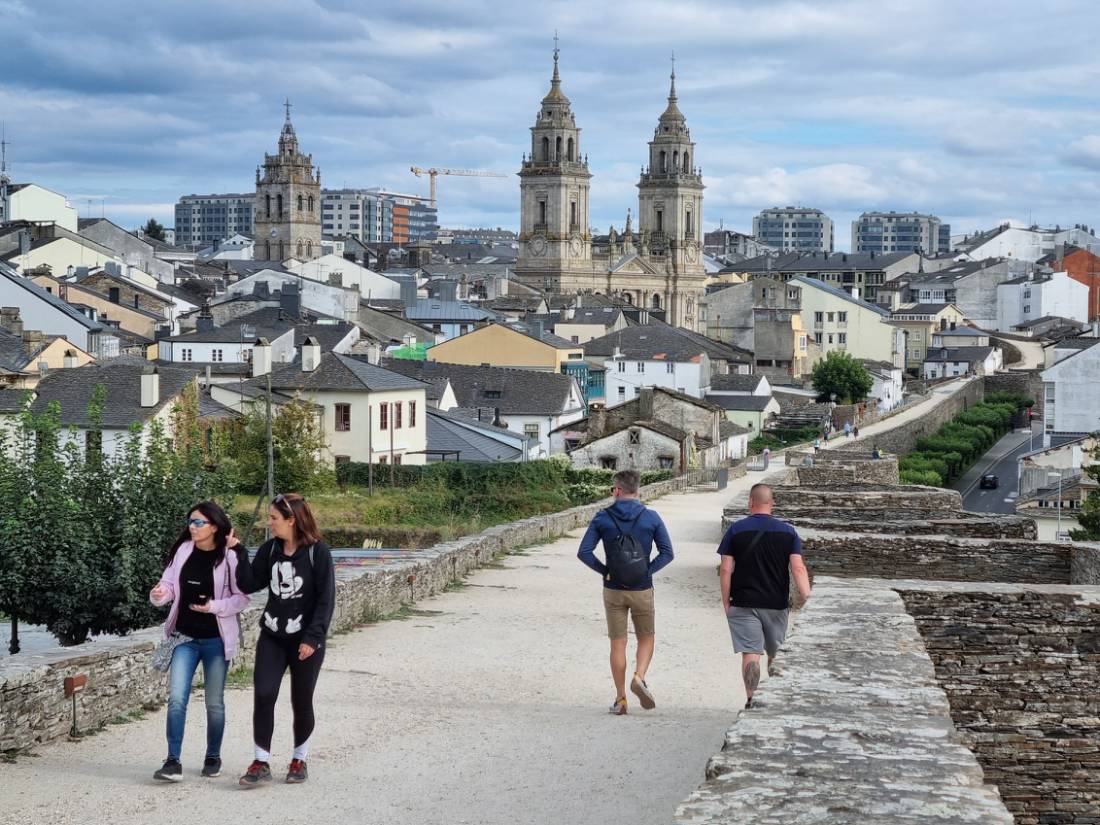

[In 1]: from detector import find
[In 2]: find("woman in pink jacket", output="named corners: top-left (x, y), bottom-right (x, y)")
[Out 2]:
top-left (149, 501), bottom-right (250, 782)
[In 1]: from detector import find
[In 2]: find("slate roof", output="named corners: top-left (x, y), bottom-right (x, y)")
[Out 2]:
top-left (75, 270), bottom-right (175, 306)
top-left (1049, 337), bottom-right (1100, 350)
top-left (424, 406), bottom-right (524, 463)
top-left (405, 299), bottom-right (496, 322)
top-left (704, 394), bottom-right (775, 412)
top-left (709, 373), bottom-right (765, 393)
top-left (0, 266), bottom-right (103, 332)
top-left (483, 296), bottom-right (546, 312)
top-left (583, 321), bottom-right (752, 363)
top-left (0, 327), bottom-right (47, 372)
top-left (789, 276), bottom-right (890, 317)
top-left (935, 326), bottom-right (987, 337)
top-left (923, 346), bottom-right (996, 363)
top-left (30, 363), bottom-right (196, 428)
top-left (247, 353), bottom-right (428, 394)
top-left (890, 303), bottom-right (957, 316)
top-left (566, 306), bottom-right (624, 325)
top-left (727, 251), bottom-right (913, 275)
top-left (380, 358), bottom-right (580, 416)
top-left (0, 388), bottom-right (32, 412)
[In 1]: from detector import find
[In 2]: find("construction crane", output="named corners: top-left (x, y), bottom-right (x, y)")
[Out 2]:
top-left (409, 166), bottom-right (509, 209)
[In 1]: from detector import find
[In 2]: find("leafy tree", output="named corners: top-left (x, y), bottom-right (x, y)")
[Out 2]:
top-left (142, 218), bottom-right (167, 242)
top-left (1071, 442), bottom-right (1100, 540)
top-left (224, 396), bottom-right (333, 495)
top-left (811, 351), bottom-right (874, 404)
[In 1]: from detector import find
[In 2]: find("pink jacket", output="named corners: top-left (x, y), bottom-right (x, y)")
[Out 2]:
top-left (150, 541), bottom-right (252, 660)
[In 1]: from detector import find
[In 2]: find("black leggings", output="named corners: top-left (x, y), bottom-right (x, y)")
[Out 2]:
top-left (253, 632), bottom-right (325, 752)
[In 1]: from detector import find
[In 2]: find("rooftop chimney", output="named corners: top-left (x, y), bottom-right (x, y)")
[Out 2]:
top-left (252, 337), bottom-right (272, 378)
top-left (280, 281), bottom-right (301, 318)
top-left (639, 386), bottom-right (654, 419)
top-left (62, 349), bottom-right (79, 369)
top-left (301, 336), bottom-right (321, 372)
top-left (196, 302), bottom-right (215, 333)
top-left (439, 279), bottom-right (458, 302)
top-left (367, 342), bottom-right (383, 365)
top-left (21, 329), bottom-right (45, 354)
top-left (588, 403), bottom-right (607, 437)
top-left (0, 307), bottom-right (23, 338)
top-left (140, 367), bottom-right (160, 408)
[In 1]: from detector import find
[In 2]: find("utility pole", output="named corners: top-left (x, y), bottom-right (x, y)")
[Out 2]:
top-left (367, 404), bottom-right (374, 496)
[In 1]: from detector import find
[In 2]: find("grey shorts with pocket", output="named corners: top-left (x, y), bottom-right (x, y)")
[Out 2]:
top-left (726, 606), bottom-right (789, 655)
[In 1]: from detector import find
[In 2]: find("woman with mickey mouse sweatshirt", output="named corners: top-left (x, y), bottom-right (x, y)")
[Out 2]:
top-left (234, 492), bottom-right (335, 788)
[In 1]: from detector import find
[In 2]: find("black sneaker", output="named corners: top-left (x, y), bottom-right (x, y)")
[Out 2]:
top-left (286, 758), bottom-right (308, 784)
top-left (201, 757), bottom-right (222, 778)
top-left (238, 759), bottom-right (272, 788)
top-left (744, 697), bottom-right (755, 710)
top-left (153, 758), bottom-right (183, 782)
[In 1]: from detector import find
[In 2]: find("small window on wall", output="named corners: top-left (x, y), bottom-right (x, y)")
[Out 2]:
top-left (628, 429), bottom-right (641, 445)
top-left (409, 401), bottom-right (416, 427)
top-left (524, 423), bottom-right (540, 439)
top-left (658, 456), bottom-right (674, 469)
top-left (335, 403), bottom-right (351, 432)
top-left (600, 457), bottom-right (617, 470)
top-left (394, 402), bottom-right (403, 429)
top-left (617, 386), bottom-right (626, 400)
top-left (380, 403), bottom-right (389, 430)
top-left (394, 454), bottom-right (402, 465)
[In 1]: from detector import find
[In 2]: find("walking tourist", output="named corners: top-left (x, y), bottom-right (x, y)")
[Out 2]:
top-left (717, 483), bottom-right (811, 709)
top-left (234, 493), bottom-right (336, 788)
top-left (149, 501), bottom-right (250, 782)
top-left (577, 469), bottom-right (674, 715)
top-left (813, 437), bottom-right (821, 453)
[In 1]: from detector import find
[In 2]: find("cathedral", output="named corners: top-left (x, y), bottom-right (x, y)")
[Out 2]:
top-left (254, 102), bottom-right (322, 262)
top-left (514, 46), bottom-right (708, 330)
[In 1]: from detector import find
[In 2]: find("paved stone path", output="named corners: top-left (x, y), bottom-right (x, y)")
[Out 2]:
top-left (0, 478), bottom-right (774, 825)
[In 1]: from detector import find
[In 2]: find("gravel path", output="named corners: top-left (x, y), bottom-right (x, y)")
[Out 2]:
top-left (1, 485), bottom-right (751, 825)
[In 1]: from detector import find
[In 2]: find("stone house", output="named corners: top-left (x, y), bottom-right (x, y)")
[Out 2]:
top-left (0, 312), bottom-right (95, 388)
top-left (889, 302), bottom-right (967, 370)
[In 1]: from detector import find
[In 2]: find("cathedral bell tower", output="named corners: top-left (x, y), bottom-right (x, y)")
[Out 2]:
top-left (637, 59), bottom-right (705, 326)
top-left (254, 101), bottom-right (322, 262)
top-left (515, 41), bottom-right (593, 293)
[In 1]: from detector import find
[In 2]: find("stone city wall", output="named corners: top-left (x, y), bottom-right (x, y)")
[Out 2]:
top-left (984, 370), bottom-right (1043, 417)
top-left (675, 578), bottom-right (1014, 824)
top-left (802, 533), bottom-right (1072, 585)
top-left (0, 472), bottom-right (705, 753)
top-left (770, 515), bottom-right (1037, 540)
top-left (793, 459), bottom-right (899, 486)
top-left (860, 378), bottom-right (986, 456)
top-left (899, 582), bottom-right (1100, 825)
top-left (1072, 544), bottom-right (1100, 587)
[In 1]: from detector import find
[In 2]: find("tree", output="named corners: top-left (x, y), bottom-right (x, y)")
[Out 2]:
top-left (811, 351), bottom-right (874, 405)
top-left (223, 396), bottom-right (333, 495)
top-left (142, 218), bottom-right (167, 242)
top-left (1071, 442), bottom-right (1100, 541)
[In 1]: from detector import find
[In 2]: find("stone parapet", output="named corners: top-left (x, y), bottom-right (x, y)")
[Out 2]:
top-left (801, 532), bottom-right (1071, 584)
top-left (674, 578), bottom-right (1014, 824)
top-left (755, 515), bottom-right (1037, 540)
top-left (898, 581), bottom-right (1100, 824)
top-left (0, 471), bottom-right (707, 753)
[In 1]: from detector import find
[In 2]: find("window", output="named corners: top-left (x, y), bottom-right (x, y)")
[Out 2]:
top-left (1023, 305), bottom-right (1031, 314)
top-left (393, 454), bottom-right (402, 465)
top-left (380, 403), bottom-right (388, 430)
top-left (181, 348), bottom-right (192, 362)
top-left (658, 456), bottom-right (674, 469)
top-left (628, 429), bottom-right (641, 445)
top-left (571, 335), bottom-right (579, 344)
top-left (838, 333), bottom-right (847, 344)
top-left (838, 311), bottom-right (847, 323)
top-left (827, 334), bottom-right (834, 344)
top-left (409, 401), bottom-right (416, 428)
top-left (378, 455), bottom-right (387, 464)
top-left (600, 457), bottom-right (617, 470)
top-left (394, 402), bottom-right (403, 429)
top-left (826, 312), bottom-right (835, 322)
top-left (814, 311), bottom-right (823, 324)
top-left (617, 361), bottom-right (626, 373)
top-left (538, 201), bottom-right (547, 225)
top-left (524, 423), bottom-right (540, 439)
top-left (335, 403), bottom-right (351, 432)
top-left (617, 386), bottom-right (626, 400)
top-left (814, 332), bottom-right (823, 344)
top-left (570, 201), bottom-right (577, 229)
top-left (335, 455), bottom-right (350, 468)
top-left (656, 210), bottom-right (663, 232)
top-left (211, 348), bottom-right (223, 362)
top-left (666, 363), bottom-right (674, 373)
top-left (636, 362), bottom-right (645, 373)
top-left (483, 389), bottom-right (502, 399)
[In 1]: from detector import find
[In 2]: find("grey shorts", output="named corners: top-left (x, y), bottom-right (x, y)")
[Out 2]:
top-left (726, 606), bottom-right (789, 655)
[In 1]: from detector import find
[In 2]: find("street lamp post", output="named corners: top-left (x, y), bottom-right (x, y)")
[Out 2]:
top-left (1048, 471), bottom-right (1063, 540)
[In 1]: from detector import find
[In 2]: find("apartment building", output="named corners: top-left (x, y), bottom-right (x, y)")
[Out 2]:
top-left (752, 207), bottom-right (834, 253)
top-left (852, 211), bottom-right (950, 254)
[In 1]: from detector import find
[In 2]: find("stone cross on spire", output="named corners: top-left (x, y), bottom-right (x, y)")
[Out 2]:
top-left (552, 31), bottom-right (560, 84)
top-left (284, 98), bottom-right (293, 121)
top-left (669, 51), bottom-right (677, 101)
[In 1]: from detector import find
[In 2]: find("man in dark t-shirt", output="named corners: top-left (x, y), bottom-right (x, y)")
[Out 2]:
top-left (717, 483), bottom-right (811, 709)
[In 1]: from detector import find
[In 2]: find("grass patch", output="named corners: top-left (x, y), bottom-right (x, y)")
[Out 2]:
top-left (225, 666), bottom-right (253, 689)
top-left (443, 579), bottom-right (469, 592)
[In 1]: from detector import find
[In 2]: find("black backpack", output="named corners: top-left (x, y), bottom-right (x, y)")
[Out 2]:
top-left (604, 508), bottom-right (648, 587)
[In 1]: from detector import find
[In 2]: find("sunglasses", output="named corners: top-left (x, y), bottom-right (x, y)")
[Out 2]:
top-left (188, 518), bottom-right (210, 528)
top-left (272, 494), bottom-right (293, 516)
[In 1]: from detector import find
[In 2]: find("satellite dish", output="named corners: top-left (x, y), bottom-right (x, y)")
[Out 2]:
top-left (269, 229), bottom-right (278, 238)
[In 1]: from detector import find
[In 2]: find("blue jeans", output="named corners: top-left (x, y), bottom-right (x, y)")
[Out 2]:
top-left (166, 637), bottom-right (227, 761)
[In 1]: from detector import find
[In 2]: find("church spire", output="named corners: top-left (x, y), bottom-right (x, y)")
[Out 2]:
top-left (278, 99), bottom-right (299, 156)
top-left (669, 52), bottom-right (677, 103)
top-left (542, 33), bottom-right (569, 104)
top-left (660, 53), bottom-right (684, 123)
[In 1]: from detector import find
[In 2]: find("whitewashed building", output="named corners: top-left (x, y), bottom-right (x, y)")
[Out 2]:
top-left (997, 271), bottom-right (1089, 332)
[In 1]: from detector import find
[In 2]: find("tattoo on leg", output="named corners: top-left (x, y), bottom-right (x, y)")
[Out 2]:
top-left (743, 660), bottom-right (760, 693)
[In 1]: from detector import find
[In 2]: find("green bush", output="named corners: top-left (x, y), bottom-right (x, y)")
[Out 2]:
top-left (900, 470), bottom-right (943, 486)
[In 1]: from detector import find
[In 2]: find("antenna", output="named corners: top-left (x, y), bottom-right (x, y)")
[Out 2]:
top-left (0, 122), bottom-right (9, 184)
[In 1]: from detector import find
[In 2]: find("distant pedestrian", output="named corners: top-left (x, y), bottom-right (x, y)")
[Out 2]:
top-left (813, 437), bottom-right (821, 454)
top-left (235, 493), bottom-right (336, 788)
top-left (872, 445), bottom-right (882, 459)
top-left (150, 501), bottom-right (250, 782)
top-left (578, 469), bottom-right (674, 715)
top-left (717, 484), bottom-right (811, 710)
top-left (762, 446), bottom-right (771, 469)
top-left (843, 422), bottom-right (852, 438)
top-left (853, 426), bottom-right (860, 438)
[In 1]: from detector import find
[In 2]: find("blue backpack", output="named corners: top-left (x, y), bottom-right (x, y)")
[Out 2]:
top-left (604, 508), bottom-right (648, 587)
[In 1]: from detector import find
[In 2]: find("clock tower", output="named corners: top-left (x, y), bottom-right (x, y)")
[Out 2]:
top-left (514, 41), bottom-right (593, 293)
top-left (254, 101), bottom-right (322, 262)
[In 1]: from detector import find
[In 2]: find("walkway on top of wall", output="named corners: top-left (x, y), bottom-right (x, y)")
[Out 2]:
top-left (0, 467), bottom-right (783, 825)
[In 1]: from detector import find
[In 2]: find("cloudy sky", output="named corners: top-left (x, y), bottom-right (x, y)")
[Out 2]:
top-left (2, 0), bottom-right (1099, 248)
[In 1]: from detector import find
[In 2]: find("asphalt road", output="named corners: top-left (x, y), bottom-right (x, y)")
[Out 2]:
top-left (953, 429), bottom-right (1035, 514)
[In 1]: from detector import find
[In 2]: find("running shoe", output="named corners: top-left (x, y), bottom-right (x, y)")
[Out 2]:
top-left (153, 758), bottom-right (182, 782)
top-left (630, 674), bottom-right (656, 710)
top-left (238, 760), bottom-right (273, 788)
top-left (609, 696), bottom-right (628, 715)
top-left (286, 758), bottom-right (308, 784)
top-left (201, 757), bottom-right (222, 778)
